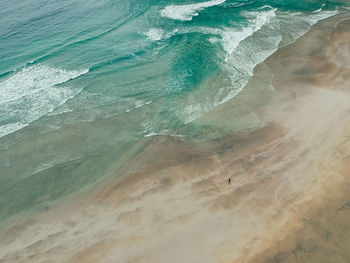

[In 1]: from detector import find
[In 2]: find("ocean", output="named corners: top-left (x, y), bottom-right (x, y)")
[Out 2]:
top-left (0, 0), bottom-right (348, 226)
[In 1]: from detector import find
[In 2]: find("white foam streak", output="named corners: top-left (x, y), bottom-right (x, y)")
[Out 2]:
top-left (221, 9), bottom-right (276, 54)
top-left (145, 28), bottom-right (165, 41)
top-left (160, 0), bottom-right (226, 21)
top-left (278, 9), bottom-right (337, 47)
top-left (0, 65), bottom-right (88, 104)
top-left (181, 8), bottom-right (338, 124)
top-left (0, 123), bottom-right (28, 138)
top-left (0, 64), bottom-right (88, 137)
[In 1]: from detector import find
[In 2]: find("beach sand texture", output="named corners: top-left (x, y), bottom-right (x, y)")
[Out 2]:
top-left (1, 13), bottom-right (350, 263)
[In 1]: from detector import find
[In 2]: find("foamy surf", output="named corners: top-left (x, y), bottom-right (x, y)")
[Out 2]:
top-left (145, 28), bottom-right (165, 41)
top-left (180, 8), bottom-right (338, 124)
top-left (221, 8), bottom-right (277, 54)
top-left (0, 65), bottom-right (88, 138)
top-left (278, 9), bottom-right (338, 47)
top-left (160, 0), bottom-right (226, 21)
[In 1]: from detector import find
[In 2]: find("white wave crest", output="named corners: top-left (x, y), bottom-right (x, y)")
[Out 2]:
top-left (180, 8), bottom-right (338, 124)
top-left (160, 0), bottom-right (226, 21)
top-left (278, 9), bottom-right (337, 47)
top-left (0, 64), bottom-right (88, 137)
top-left (221, 8), bottom-right (276, 54)
top-left (145, 28), bottom-right (165, 41)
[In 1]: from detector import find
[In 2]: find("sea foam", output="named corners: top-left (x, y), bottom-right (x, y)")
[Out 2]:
top-left (0, 64), bottom-right (88, 137)
top-left (145, 28), bottom-right (165, 41)
top-left (218, 9), bottom-right (338, 105)
top-left (181, 8), bottom-right (337, 124)
top-left (160, 0), bottom-right (226, 21)
top-left (221, 8), bottom-right (276, 54)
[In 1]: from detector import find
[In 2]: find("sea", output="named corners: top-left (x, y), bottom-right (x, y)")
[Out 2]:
top-left (0, 0), bottom-right (348, 226)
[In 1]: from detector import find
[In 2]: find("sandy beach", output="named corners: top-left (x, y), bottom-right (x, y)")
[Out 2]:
top-left (1, 13), bottom-right (350, 263)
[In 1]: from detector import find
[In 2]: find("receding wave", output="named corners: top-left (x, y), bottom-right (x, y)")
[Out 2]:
top-left (221, 8), bottom-right (277, 54)
top-left (177, 8), bottom-right (338, 123)
top-left (0, 64), bottom-right (88, 138)
top-left (160, 0), bottom-right (226, 21)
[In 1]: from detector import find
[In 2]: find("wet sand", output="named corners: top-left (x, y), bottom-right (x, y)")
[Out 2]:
top-left (1, 13), bottom-right (350, 263)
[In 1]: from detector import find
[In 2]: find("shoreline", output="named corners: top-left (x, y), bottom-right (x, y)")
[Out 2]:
top-left (1, 12), bottom-right (350, 263)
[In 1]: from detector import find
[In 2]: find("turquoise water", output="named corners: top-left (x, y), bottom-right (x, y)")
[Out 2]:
top-left (0, 0), bottom-right (348, 225)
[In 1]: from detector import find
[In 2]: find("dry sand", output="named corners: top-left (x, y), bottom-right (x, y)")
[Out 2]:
top-left (1, 13), bottom-right (350, 263)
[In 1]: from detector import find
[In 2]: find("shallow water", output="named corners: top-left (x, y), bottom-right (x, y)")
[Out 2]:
top-left (0, 0), bottom-right (348, 226)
